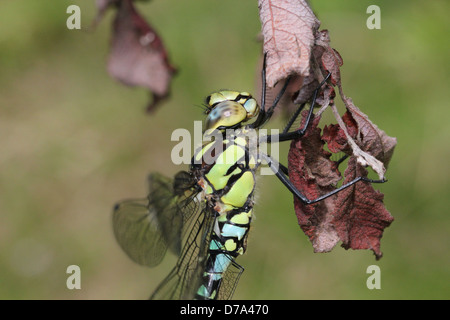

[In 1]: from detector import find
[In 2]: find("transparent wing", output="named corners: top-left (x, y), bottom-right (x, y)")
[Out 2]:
top-left (113, 198), bottom-right (167, 267)
top-left (150, 207), bottom-right (215, 300)
top-left (113, 171), bottom-right (198, 267)
top-left (216, 258), bottom-right (244, 300)
top-left (146, 172), bottom-right (184, 256)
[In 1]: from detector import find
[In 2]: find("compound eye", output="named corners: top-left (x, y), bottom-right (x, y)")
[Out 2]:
top-left (205, 101), bottom-right (247, 131)
top-left (243, 98), bottom-right (259, 118)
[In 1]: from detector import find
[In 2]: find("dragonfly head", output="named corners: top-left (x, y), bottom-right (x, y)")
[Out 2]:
top-left (204, 91), bottom-right (259, 132)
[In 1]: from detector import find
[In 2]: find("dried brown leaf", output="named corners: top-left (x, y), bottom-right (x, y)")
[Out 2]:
top-left (322, 111), bottom-right (357, 154)
top-left (288, 113), bottom-right (394, 258)
top-left (265, 2), bottom-right (397, 259)
top-left (94, 0), bottom-right (176, 112)
top-left (292, 30), bottom-right (337, 107)
top-left (288, 113), bottom-right (342, 252)
top-left (340, 96), bottom-right (397, 168)
top-left (332, 157), bottom-right (394, 260)
top-left (330, 104), bottom-right (388, 179)
top-left (258, 0), bottom-right (320, 87)
top-left (291, 26), bottom-right (397, 178)
top-left (315, 30), bottom-right (343, 86)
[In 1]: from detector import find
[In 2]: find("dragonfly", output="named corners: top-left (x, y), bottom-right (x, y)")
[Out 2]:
top-left (112, 55), bottom-right (386, 300)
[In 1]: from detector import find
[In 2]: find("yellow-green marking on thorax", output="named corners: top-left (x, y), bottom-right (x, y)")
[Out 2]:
top-left (220, 171), bottom-right (255, 208)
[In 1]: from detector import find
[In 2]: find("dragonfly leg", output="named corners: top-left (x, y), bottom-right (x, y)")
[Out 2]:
top-left (260, 153), bottom-right (386, 205)
top-left (265, 72), bottom-right (331, 143)
top-left (335, 154), bottom-right (349, 168)
top-left (251, 53), bottom-right (291, 129)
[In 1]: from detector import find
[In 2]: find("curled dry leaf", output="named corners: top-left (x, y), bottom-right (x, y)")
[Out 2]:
top-left (322, 111), bottom-right (357, 155)
top-left (94, 0), bottom-right (176, 112)
top-left (293, 29), bottom-right (340, 106)
top-left (264, 3), bottom-right (398, 258)
top-left (288, 112), bottom-right (394, 259)
top-left (310, 29), bottom-right (397, 178)
top-left (339, 96), bottom-right (397, 169)
top-left (288, 113), bottom-right (342, 253)
top-left (330, 103), bottom-right (387, 179)
top-left (258, 0), bottom-right (320, 87)
top-left (332, 157), bottom-right (394, 260)
top-left (315, 29), bottom-right (343, 86)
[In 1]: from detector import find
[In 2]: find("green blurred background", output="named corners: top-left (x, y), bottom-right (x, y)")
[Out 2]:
top-left (0, 0), bottom-right (448, 299)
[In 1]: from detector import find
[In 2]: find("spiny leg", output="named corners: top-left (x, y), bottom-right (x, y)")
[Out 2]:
top-left (282, 102), bottom-right (306, 134)
top-left (278, 162), bottom-right (289, 176)
top-left (262, 77), bottom-right (291, 126)
top-left (260, 153), bottom-right (386, 205)
top-left (265, 72), bottom-right (331, 143)
top-left (251, 53), bottom-right (291, 129)
top-left (284, 73), bottom-right (331, 133)
top-left (335, 154), bottom-right (349, 167)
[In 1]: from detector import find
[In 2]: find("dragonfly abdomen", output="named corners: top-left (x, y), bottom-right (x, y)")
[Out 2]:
top-left (194, 133), bottom-right (257, 300)
top-left (195, 206), bottom-right (253, 299)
